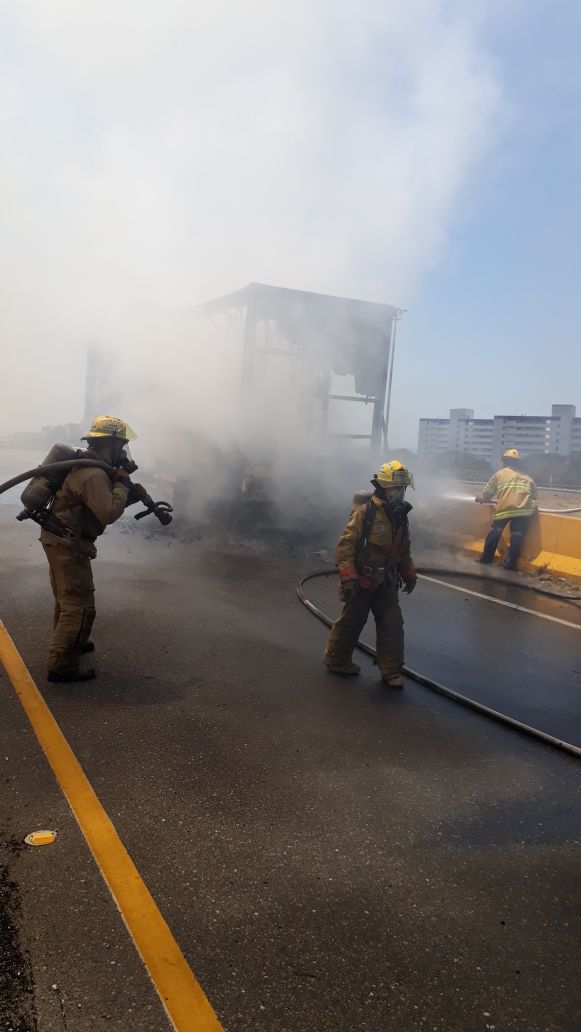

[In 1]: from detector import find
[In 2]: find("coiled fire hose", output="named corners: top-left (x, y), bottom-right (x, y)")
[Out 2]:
top-left (0, 460), bottom-right (173, 525)
top-left (297, 568), bottom-right (581, 759)
top-left (415, 565), bottom-right (581, 601)
top-left (309, 553), bottom-right (581, 602)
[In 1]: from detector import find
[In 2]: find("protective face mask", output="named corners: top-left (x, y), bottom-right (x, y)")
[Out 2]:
top-left (118, 444), bottom-right (138, 474)
top-left (385, 487), bottom-right (405, 503)
top-left (385, 489), bottom-right (407, 519)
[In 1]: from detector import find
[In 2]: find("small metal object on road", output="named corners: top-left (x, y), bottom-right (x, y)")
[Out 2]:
top-left (24, 829), bottom-right (57, 846)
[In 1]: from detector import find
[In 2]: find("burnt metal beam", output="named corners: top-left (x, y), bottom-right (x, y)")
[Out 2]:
top-left (326, 394), bottom-right (376, 403)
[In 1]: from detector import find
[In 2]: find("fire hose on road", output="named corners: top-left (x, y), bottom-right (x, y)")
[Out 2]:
top-left (297, 568), bottom-right (581, 759)
top-left (414, 565), bottom-right (581, 601)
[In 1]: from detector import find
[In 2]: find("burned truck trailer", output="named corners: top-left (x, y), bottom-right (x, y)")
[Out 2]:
top-left (195, 281), bottom-right (398, 452)
top-left (189, 282), bottom-right (401, 531)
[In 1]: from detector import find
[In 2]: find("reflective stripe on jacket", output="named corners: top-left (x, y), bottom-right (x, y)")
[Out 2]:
top-left (336, 495), bottom-right (415, 586)
top-left (482, 465), bottom-right (538, 520)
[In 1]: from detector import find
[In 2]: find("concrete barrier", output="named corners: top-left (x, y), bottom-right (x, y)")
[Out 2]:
top-left (453, 501), bottom-right (581, 581)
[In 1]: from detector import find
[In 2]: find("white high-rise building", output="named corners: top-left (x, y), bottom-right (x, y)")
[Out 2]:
top-left (418, 405), bottom-right (581, 466)
top-left (417, 417), bottom-right (452, 457)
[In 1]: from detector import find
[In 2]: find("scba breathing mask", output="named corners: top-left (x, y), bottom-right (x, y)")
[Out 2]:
top-left (385, 486), bottom-right (405, 502)
top-left (383, 486), bottom-right (408, 520)
top-left (117, 443), bottom-right (138, 474)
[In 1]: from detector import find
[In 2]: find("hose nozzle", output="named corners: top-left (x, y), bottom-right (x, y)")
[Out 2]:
top-left (134, 497), bottom-right (173, 525)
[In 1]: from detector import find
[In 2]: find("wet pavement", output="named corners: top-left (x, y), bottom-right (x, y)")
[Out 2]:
top-left (1, 508), bottom-right (580, 1031)
top-left (305, 569), bottom-right (581, 748)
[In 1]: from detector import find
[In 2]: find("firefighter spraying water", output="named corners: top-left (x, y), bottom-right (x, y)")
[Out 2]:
top-left (475, 449), bottom-right (538, 570)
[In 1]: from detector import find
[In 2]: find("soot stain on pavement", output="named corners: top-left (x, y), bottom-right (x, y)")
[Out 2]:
top-left (0, 857), bottom-right (38, 1031)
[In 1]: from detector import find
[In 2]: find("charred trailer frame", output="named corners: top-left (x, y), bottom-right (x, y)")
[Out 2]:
top-left (194, 282), bottom-right (400, 454)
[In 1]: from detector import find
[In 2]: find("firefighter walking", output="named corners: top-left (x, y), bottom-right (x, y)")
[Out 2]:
top-left (476, 449), bottom-right (538, 570)
top-left (324, 460), bottom-right (417, 688)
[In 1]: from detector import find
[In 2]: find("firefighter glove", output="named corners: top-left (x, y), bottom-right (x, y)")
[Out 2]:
top-left (339, 578), bottom-right (358, 602)
top-left (402, 575), bottom-right (417, 594)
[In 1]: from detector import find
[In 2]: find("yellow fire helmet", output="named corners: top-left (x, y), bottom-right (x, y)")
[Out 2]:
top-left (82, 415), bottom-right (137, 443)
top-left (502, 448), bottom-right (520, 460)
top-left (374, 460), bottom-right (414, 490)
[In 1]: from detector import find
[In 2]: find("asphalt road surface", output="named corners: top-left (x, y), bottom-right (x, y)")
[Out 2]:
top-left (304, 567), bottom-right (581, 749)
top-left (1, 507), bottom-right (580, 1032)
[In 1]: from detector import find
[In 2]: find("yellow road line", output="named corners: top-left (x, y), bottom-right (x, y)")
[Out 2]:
top-left (0, 619), bottom-right (225, 1032)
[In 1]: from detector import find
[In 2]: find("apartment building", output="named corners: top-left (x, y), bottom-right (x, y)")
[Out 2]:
top-left (418, 404), bottom-right (581, 465)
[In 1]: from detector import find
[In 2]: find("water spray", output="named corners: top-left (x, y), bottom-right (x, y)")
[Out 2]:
top-left (441, 492), bottom-right (478, 503)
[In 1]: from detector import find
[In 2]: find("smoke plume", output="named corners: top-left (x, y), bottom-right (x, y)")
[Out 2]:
top-left (1, 1), bottom-right (502, 463)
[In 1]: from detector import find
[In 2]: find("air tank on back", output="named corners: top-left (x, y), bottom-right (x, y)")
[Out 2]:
top-left (20, 443), bottom-right (84, 511)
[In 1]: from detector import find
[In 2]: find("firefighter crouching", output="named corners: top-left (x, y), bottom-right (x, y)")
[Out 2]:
top-left (324, 461), bottom-right (417, 688)
top-left (476, 449), bottom-right (538, 570)
top-left (41, 415), bottom-right (146, 683)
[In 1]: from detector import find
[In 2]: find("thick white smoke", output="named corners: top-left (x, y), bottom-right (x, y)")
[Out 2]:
top-left (0, 0), bottom-right (502, 439)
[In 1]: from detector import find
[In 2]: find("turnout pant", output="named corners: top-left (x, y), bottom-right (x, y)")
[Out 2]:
top-left (42, 541), bottom-right (96, 673)
top-left (324, 580), bottom-right (404, 680)
top-left (480, 515), bottom-right (530, 569)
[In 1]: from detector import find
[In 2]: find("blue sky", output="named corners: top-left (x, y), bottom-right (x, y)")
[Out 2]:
top-left (391, 1), bottom-right (581, 446)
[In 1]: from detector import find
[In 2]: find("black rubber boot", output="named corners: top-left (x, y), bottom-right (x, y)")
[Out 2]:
top-left (47, 667), bottom-right (97, 683)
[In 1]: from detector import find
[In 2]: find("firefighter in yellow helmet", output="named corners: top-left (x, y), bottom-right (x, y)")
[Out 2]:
top-left (475, 449), bottom-right (538, 570)
top-left (41, 416), bottom-right (145, 682)
top-left (324, 460), bottom-right (417, 688)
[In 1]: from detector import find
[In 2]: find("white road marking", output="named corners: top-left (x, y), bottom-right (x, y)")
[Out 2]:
top-left (419, 574), bottom-right (581, 631)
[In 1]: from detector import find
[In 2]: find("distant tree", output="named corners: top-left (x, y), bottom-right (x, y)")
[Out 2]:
top-left (42, 423), bottom-right (83, 445)
top-left (558, 454), bottom-right (581, 488)
top-left (522, 452), bottom-right (568, 486)
top-left (387, 448), bottom-right (417, 467)
top-left (437, 451), bottom-right (494, 481)
top-left (9, 430), bottom-right (45, 447)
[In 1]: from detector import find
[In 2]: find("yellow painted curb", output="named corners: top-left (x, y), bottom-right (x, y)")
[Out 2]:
top-left (0, 619), bottom-right (225, 1032)
top-left (527, 550), bottom-right (581, 581)
top-left (462, 537), bottom-right (581, 582)
top-left (454, 503), bottom-right (581, 583)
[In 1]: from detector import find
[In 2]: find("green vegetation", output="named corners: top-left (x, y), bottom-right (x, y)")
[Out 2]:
top-left (437, 451), bottom-right (494, 481)
top-left (41, 423), bottom-right (82, 445)
top-left (522, 452), bottom-right (581, 489)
